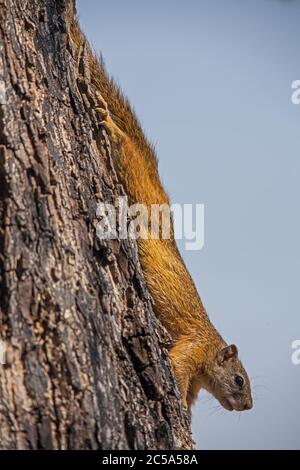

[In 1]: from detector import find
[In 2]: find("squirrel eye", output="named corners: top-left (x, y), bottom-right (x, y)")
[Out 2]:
top-left (234, 375), bottom-right (244, 388)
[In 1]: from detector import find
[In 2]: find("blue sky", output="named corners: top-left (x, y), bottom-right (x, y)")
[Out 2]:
top-left (77, 0), bottom-right (300, 449)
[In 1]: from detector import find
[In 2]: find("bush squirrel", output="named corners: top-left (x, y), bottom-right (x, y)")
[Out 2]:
top-left (70, 20), bottom-right (253, 413)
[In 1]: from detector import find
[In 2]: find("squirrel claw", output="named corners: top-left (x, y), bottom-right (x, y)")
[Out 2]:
top-left (94, 91), bottom-right (109, 122)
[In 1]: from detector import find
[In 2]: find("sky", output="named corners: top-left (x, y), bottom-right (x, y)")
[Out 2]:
top-left (77, 0), bottom-right (300, 449)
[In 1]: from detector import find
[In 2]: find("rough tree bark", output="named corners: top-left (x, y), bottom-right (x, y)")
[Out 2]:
top-left (0, 0), bottom-right (193, 450)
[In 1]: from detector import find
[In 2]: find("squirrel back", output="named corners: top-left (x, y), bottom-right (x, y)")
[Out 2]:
top-left (70, 19), bottom-right (211, 338)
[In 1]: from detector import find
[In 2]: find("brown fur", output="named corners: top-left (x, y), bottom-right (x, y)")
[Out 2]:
top-left (69, 19), bottom-right (253, 412)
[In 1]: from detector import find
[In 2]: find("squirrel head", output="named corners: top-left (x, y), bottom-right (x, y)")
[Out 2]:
top-left (205, 344), bottom-right (253, 412)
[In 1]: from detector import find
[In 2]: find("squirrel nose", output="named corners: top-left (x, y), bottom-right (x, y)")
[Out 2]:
top-left (244, 400), bottom-right (253, 410)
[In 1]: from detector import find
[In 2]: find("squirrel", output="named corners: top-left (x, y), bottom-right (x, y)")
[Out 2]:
top-left (70, 19), bottom-right (253, 413)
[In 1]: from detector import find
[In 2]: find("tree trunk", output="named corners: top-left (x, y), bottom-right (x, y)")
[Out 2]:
top-left (0, 0), bottom-right (192, 450)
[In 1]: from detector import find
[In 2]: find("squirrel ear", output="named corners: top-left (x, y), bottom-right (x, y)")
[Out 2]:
top-left (217, 344), bottom-right (238, 365)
